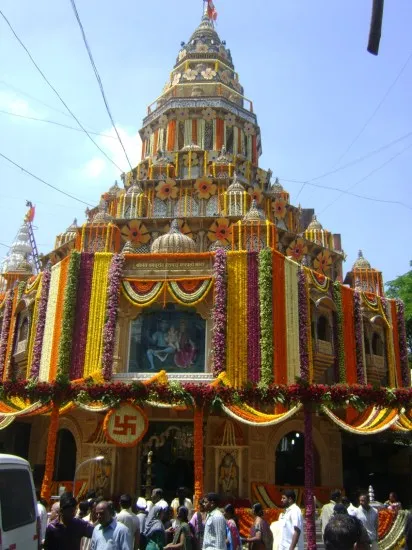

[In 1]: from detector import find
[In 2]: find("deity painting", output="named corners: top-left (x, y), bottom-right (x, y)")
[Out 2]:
top-left (218, 453), bottom-right (239, 497)
top-left (128, 309), bottom-right (206, 373)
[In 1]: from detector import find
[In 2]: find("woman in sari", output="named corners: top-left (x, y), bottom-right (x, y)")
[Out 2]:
top-left (165, 506), bottom-right (192, 550)
top-left (224, 504), bottom-right (241, 550)
top-left (245, 503), bottom-right (273, 550)
top-left (145, 505), bottom-right (166, 550)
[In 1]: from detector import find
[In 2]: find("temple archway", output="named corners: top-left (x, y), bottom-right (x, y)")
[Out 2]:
top-left (275, 431), bottom-right (321, 486)
top-left (54, 428), bottom-right (77, 481)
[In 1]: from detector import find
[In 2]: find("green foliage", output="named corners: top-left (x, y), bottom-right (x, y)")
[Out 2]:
top-left (386, 261), bottom-right (412, 362)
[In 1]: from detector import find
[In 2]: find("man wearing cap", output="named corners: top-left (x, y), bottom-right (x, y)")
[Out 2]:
top-left (202, 492), bottom-right (226, 550)
top-left (44, 492), bottom-right (94, 550)
top-left (136, 497), bottom-right (148, 533)
top-left (117, 494), bottom-right (140, 549)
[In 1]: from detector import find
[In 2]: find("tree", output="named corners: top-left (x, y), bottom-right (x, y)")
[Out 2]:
top-left (386, 261), bottom-right (412, 364)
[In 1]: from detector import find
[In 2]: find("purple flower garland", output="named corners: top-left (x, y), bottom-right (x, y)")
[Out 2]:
top-left (298, 268), bottom-right (310, 381)
top-left (396, 299), bottom-right (410, 387)
top-left (212, 248), bottom-right (227, 376)
top-left (70, 253), bottom-right (94, 379)
top-left (0, 291), bottom-right (14, 378)
top-left (102, 254), bottom-right (125, 380)
top-left (353, 291), bottom-right (366, 384)
top-left (247, 252), bottom-right (261, 383)
top-left (30, 269), bottom-right (51, 378)
top-left (304, 403), bottom-right (317, 550)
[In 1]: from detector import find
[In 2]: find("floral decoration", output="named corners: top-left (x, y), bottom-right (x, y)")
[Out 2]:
top-left (183, 68), bottom-right (198, 81)
top-left (248, 185), bottom-right (263, 204)
top-left (175, 108), bottom-right (189, 121)
top-left (243, 122), bottom-right (255, 135)
top-left (56, 252), bottom-right (81, 383)
top-left (143, 126), bottom-right (153, 139)
top-left (183, 152), bottom-right (199, 167)
top-left (212, 248), bottom-right (227, 375)
top-left (258, 248), bottom-right (273, 386)
top-left (178, 49), bottom-right (186, 61)
top-left (248, 252), bottom-right (261, 383)
top-left (155, 178), bottom-right (178, 200)
top-left (220, 70), bottom-right (232, 84)
top-left (121, 220), bottom-right (150, 245)
top-left (224, 112), bottom-right (236, 127)
top-left (0, 291), bottom-right (13, 378)
top-left (201, 68), bottom-right (216, 80)
top-left (286, 238), bottom-right (307, 261)
top-left (102, 254), bottom-right (124, 380)
top-left (193, 406), bottom-right (204, 505)
top-left (195, 42), bottom-right (209, 53)
top-left (272, 197), bottom-right (287, 220)
top-left (172, 73), bottom-right (182, 86)
top-left (164, 219), bottom-right (193, 238)
top-left (313, 250), bottom-right (332, 275)
top-left (333, 282), bottom-right (346, 383)
top-left (201, 107), bottom-right (216, 121)
top-left (298, 268), bottom-right (310, 381)
top-left (207, 218), bottom-right (232, 245)
top-left (158, 114), bottom-right (169, 128)
top-left (354, 291), bottom-right (366, 384)
top-left (194, 178), bottom-right (217, 199)
top-left (396, 300), bottom-right (410, 386)
top-left (41, 404), bottom-right (59, 502)
top-left (168, 279), bottom-right (213, 306)
top-left (378, 509), bottom-right (397, 540)
top-left (30, 269), bottom-right (51, 378)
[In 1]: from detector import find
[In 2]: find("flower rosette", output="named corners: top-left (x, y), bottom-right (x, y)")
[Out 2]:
top-left (155, 178), bottom-right (178, 200)
top-left (207, 218), bottom-right (232, 246)
top-left (354, 291), bottom-right (366, 384)
top-left (286, 238), bottom-right (307, 262)
top-left (211, 248), bottom-right (227, 376)
top-left (0, 290), bottom-right (14, 378)
top-left (258, 248), bottom-right (273, 386)
top-left (120, 221), bottom-right (150, 245)
top-left (30, 269), bottom-right (51, 378)
top-left (194, 178), bottom-right (216, 200)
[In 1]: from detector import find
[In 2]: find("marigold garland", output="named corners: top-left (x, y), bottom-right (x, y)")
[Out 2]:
top-left (341, 286), bottom-right (357, 385)
top-left (211, 249), bottom-right (227, 376)
top-left (39, 262), bottom-right (62, 381)
top-left (247, 252), bottom-right (260, 383)
top-left (258, 248), bottom-right (273, 386)
top-left (122, 280), bottom-right (164, 307)
top-left (26, 276), bottom-right (43, 377)
top-left (193, 406), bottom-right (204, 506)
top-left (332, 282), bottom-right (346, 382)
top-left (41, 404), bottom-right (59, 503)
top-left (49, 257), bottom-right (69, 381)
top-left (167, 279), bottom-right (213, 305)
top-left (285, 259), bottom-right (300, 383)
top-left (0, 291), bottom-right (14, 379)
top-left (30, 269), bottom-right (51, 378)
top-left (3, 289), bottom-right (19, 380)
top-left (56, 252), bottom-right (81, 382)
top-left (354, 291), bottom-right (366, 384)
top-left (24, 274), bottom-right (41, 294)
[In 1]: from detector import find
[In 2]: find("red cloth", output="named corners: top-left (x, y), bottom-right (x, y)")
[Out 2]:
top-left (207, 0), bottom-right (217, 21)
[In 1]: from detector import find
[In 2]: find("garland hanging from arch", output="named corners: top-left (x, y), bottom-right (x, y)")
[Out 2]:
top-left (122, 278), bottom-right (213, 308)
top-left (167, 278), bottom-right (213, 305)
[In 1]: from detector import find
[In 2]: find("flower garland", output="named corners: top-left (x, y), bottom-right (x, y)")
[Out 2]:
top-left (211, 249), bottom-right (227, 376)
top-left (258, 248), bottom-right (273, 386)
top-left (102, 254), bottom-right (124, 380)
top-left (30, 269), bottom-right (51, 378)
top-left (49, 257), bottom-right (69, 381)
top-left (332, 282), bottom-right (346, 382)
top-left (0, 291), bottom-right (14, 378)
top-left (379, 510), bottom-right (408, 550)
top-left (389, 300), bottom-right (402, 387)
top-left (247, 252), bottom-right (260, 383)
top-left (353, 291), bottom-right (366, 384)
top-left (382, 298), bottom-right (396, 387)
top-left (24, 274), bottom-right (41, 294)
top-left (285, 259), bottom-right (300, 383)
top-left (83, 253), bottom-right (112, 377)
top-left (167, 279), bottom-right (213, 306)
top-left (71, 253), bottom-right (94, 379)
top-left (56, 252), bottom-right (81, 382)
top-left (193, 406), bottom-right (204, 506)
top-left (26, 276), bottom-right (43, 376)
top-left (396, 300), bottom-right (410, 387)
top-left (3, 289), bottom-right (18, 379)
top-left (298, 268), bottom-right (310, 381)
top-left (309, 270), bottom-right (330, 293)
top-left (122, 280), bottom-right (164, 307)
top-left (304, 403), bottom-right (316, 550)
top-left (341, 286), bottom-right (358, 384)
top-left (272, 252), bottom-right (287, 384)
top-left (41, 403), bottom-right (59, 503)
top-left (39, 262), bottom-right (62, 381)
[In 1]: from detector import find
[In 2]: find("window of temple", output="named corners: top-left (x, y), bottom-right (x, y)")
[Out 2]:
top-left (18, 318), bottom-right (29, 342)
top-left (205, 121), bottom-right (213, 150)
top-left (276, 431), bottom-right (321, 486)
top-left (174, 197), bottom-right (200, 217)
top-left (364, 335), bottom-right (371, 355)
top-left (178, 122), bottom-right (185, 150)
top-left (317, 315), bottom-right (330, 341)
top-left (54, 429), bottom-right (76, 482)
top-left (226, 126), bottom-right (234, 154)
top-left (372, 332), bottom-right (383, 356)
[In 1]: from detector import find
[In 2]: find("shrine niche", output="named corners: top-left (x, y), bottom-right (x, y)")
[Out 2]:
top-left (212, 420), bottom-right (245, 498)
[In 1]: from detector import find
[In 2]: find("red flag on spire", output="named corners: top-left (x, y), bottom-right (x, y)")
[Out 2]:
top-left (207, 0), bottom-right (217, 21)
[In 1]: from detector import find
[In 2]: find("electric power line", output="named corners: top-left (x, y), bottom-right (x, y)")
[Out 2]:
top-left (0, 9), bottom-right (124, 173)
top-left (0, 152), bottom-right (94, 207)
top-left (68, 0), bottom-right (133, 170)
top-left (0, 243), bottom-right (11, 249)
top-left (0, 108), bottom-right (117, 138)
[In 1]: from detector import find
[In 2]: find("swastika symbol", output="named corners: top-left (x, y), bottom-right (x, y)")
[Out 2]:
top-left (113, 414), bottom-right (137, 436)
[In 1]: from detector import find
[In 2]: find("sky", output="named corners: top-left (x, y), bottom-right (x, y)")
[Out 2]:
top-left (0, 0), bottom-right (411, 284)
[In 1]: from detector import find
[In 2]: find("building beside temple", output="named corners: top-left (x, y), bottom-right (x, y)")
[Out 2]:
top-left (0, 5), bottom-right (411, 533)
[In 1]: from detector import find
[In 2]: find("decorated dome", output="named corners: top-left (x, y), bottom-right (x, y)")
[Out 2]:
top-left (353, 250), bottom-right (371, 270)
top-left (122, 240), bottom-right (140, 254)
top-left (227, 172), bottom-right (245, 195)
top-left (126, 179), bottom-right (144, 197)
top-left (151, 219), bottom-right (196, 254)
top-left (92, 200), bottom-right (113, 224)
top-left (243, 199), bottom-right (266, 224)
top-left (307, 214), bottom-right (323, 231)
top-left (107, 180), bottom-right (122, 198)
top-left (266, 177), bottom-right (290, 203)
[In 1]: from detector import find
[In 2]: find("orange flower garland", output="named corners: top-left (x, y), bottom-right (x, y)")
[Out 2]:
top-left (41, 404), bottom-right (59, 503)
top-left (378, 509), bottom-right (396, 539)
top-left (236, 508), bottom-right (282, 537)
top-left (193, 406), bottom-right (204, 506)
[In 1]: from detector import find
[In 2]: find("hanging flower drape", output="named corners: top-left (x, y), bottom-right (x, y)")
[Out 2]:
top-left (322, 406), bottom-right (399, 434)
top-left (341, 286), bottom-right (357, 384)
top-left (30, 269), bottom-right (51, 378)
top-left (222, 402), bottom-right (301, 426)
top-left (353, 291), bottom-right (366, 384)
top-left (247, 252), bottom-right (260, 383)
top-left (122, 278), bottom-right (212, 308)
top-left (396, 300), bottom-right (410, 387)
top-left (332, 282), bottom-right (345, 382)
top-left (258, 248), bottom-right (273, 386)
top-left (49, 257), bottom-right (69, 381)
top-left (39, 263), bottom-right (62, 381)
top-left (212, 249), bottom-right (227, 376)
top-left (102, 254), bottom-right (125, 380)
top-left (285, 258), bottom-right (300, 383)
top-left (272, 252), bottom-right (287, 384)
top-left (0, 291), bottom-right (14, 378)
top-left (122, 280), bottom-right (164, 307)
top-left (41, 404), bottom-right (59, 502)
top-left (298, 268), bottom-right (310, 381)
top-left (167, 279), bottom-right (213, 306)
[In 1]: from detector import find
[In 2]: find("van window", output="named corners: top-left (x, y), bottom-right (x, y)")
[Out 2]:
top-left (0, 469), bottom-right (36, 531)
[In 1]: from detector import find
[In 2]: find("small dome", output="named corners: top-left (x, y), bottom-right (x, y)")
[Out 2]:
top-left (65, 218), bottom-right (78, 233)
top-left (307, 214), bottom-right (323, 231)
top-left (108, 180), bottom-right (122, 197)
top-left (227, 172), bottom-right (245, 195)
top-left (266, 177), bottom-right (289, 201)
top-left (92, 201), bottom-right (113, 224)
top-left (243, 199), bottom-right (266, 223)
top-left (215, 146), bottom-right (230, 165)
top-left (151, 219), bottom-right (196, 254)
top-left (126, 179), bottom-right (144, 197)
top-left (353, 250), bottom-right (371, 270)
top-left (122, 240), bottom-right (140, 254)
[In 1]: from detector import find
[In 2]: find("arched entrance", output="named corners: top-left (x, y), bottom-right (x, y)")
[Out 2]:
top-left (54, 429), bottom-right (77, 481)
top-left (275, 431), bottom-right (321, 486)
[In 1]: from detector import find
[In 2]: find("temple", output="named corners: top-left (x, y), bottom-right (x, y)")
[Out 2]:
top-left (0, 5), bottom-right (411, 548)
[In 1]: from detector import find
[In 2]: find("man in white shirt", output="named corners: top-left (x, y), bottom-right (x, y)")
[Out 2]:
top-left (116, 494), bottom-right (140, 550)
top-left (202, 492), bottom-right (227, 550)
top-left (36, 491), bottom-right (48, 544)
top-left (278, 490), bottom-right (304, 550)
top-left (320, 490), bottom-right (342, 536)
top-left (355, 493), bottom-right (378, 550)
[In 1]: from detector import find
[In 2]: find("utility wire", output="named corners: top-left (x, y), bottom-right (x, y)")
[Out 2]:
top-left (68, 0), bottom-right (133, 170)
top-left (0, 9), bottom-right (124, 173)
top-left (0, 152), bottom-right (94, 207)
top-left (0, 243), bottom-right (11, 249)
top-left (0, 108), bottom-right (117, 138)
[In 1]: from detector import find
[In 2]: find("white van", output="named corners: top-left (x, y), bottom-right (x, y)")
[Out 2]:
top-left (0, 454), bottom-right (40, 550)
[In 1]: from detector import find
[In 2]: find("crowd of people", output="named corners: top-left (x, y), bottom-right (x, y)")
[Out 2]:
top-left (36, 485), bottom-right (412, 550)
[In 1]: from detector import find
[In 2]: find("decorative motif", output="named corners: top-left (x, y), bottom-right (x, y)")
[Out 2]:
top-left (122, 280), bottom-right (164, 307)
top-left (194, 178), bottom-right (217, 199)
top-left (183, 152), bottom-right (199, 167)
top-left (175, 108), bottom-right (189, 121)
top-left (103, 402), bottom-right (148, 447)
top-left (208, 218), bottom-right (233, 246)
top-left (286, 238), bottom-right (307, 262)
top-left (243, 122), bottom-right (255, 135)
top-left (143, 126), bottom-right (152, 139)
top-left (158, 114), bottom-right (169, 128)
top-left (168, 279), bottom-right (213, 306)
top-left (220, 70), bottom-right (232, 85)
top-left (201, 67), bottom-right (216, 80)
top-left (313, 250), bottom-right (333, 275)
top-left (310, 270), bottom-right (329, 292)
top-left (163, 219), bottom-right (193, 239)
top-left (155, 178), bottom-right (178, 200)
top-left (172, 73), bottom-right (182, 85)
top-left (121, 221), bottom-right (150, 245)
top-left (183, 68), bottom-right (198, 81)
top-left (201, 107), bottom-right (216, 121)
top-left (272, 197), bottom-right (287, 219)
top-left (247, 185), bottom-right (263, 205)
top-left (212, 249), bottom-right (227, 376)
top-left (224, 112), bottom-right (236, 126)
